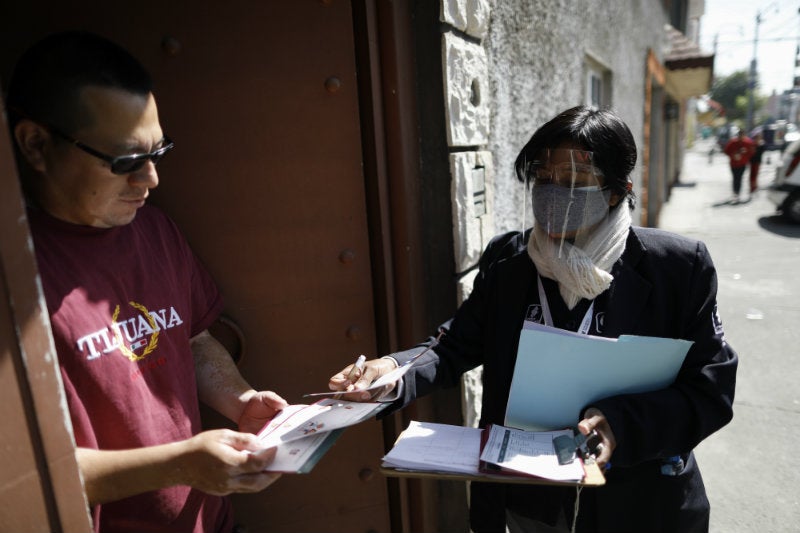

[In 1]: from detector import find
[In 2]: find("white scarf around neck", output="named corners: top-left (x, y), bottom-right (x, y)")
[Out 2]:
top-left (527, 203), bottom-right (631, 310)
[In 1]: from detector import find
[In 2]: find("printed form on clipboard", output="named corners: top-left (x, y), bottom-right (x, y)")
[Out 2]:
top-left (479, 424), bottom-right (586, 482)
top-left (505, 321), bottom-right (693, 431)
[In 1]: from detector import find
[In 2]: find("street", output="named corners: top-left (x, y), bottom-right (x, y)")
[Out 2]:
top-left (658, 138), bottom-right (800, 532)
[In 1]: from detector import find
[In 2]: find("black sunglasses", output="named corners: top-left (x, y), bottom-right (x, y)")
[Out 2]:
top-left (50, 127), bottom-right (174, 175)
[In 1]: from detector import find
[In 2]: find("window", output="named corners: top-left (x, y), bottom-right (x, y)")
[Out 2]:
top-left (588, 69), bottom-right (603, 107)
top-left (584, 54), bottom-right (611, 108)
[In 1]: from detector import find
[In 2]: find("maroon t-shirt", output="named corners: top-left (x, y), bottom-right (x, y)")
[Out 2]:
top-left (28, 205), bottom-right (232, 533)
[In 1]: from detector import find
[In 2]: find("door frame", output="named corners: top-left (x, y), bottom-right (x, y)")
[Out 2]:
top-left (353, 2), bottom-right (447, 531)
top-left (0, 92), bottom-right (93, 533)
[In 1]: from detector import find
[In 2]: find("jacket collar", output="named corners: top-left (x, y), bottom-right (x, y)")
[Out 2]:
top-left (496, 227), bottom-right (652, 337)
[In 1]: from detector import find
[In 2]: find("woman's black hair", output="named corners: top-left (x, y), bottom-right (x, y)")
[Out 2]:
top-left (514, 105), bottom-right (637, 208)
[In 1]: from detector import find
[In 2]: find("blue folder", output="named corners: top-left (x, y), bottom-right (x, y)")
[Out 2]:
top-left (504, 322), bottom-right (693, 431)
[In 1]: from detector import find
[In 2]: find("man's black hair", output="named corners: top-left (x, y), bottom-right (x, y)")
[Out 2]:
top-left (6, 30), bottom-right (153, 134)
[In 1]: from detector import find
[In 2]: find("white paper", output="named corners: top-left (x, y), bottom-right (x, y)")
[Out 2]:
top-left (262, 430), bottom-right (339, 473)
top-left (479, 425), bottom-right (585, 482)
top-left (381, 421), bottom-right (483, 475)
top-left (256, 398), bottom-right (385, 448)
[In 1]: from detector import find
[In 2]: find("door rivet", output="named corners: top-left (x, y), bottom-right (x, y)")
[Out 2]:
top-left (358, 467), bottom-right (374, 481)
top-left (325, 77), bottom-right (342, 93)
top-left (161, 36), bottom-right (181, 56)
top-left (346, 326), bottom-right (361, 341)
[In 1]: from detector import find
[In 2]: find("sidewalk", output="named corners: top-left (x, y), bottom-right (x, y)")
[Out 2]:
top-left (659, 137), bottom-right (779, 234)
top-left (658, 138), bottom-right (800, 533)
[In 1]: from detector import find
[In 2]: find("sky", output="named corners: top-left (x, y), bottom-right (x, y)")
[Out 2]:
top-left (699, 0), bottom-right (799, 96)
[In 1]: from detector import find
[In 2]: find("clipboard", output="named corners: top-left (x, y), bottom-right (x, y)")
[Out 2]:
top-left (380, 462), bottom-right (606, 487)
top-left (380, 421), bottom-right (605, 487)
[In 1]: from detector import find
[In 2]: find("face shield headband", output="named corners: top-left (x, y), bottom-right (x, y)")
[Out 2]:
top-left (526, 148), bottom-right (612, 241)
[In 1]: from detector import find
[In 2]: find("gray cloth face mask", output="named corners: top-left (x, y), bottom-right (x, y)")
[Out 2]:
top-left (532, 184), bottom-right (611, 236)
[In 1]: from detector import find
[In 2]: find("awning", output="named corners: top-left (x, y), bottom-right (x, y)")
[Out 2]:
top-left (664, 24), bottom-right (714, 99)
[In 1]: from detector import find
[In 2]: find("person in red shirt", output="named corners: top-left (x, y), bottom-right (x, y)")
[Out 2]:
top-left (722, 129), bottom-right (756, 203)
top-left (748, 132), bottom-right (767, 195)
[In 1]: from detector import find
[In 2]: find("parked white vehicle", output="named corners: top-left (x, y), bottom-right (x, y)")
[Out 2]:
top-left (785, 123), bottom-right (800, 148)
top-left (768, 138), bottom-right (800, 222)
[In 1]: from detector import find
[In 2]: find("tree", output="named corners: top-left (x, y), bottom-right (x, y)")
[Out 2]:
top-left (710, 70), bottom-right (749, 121)
top-left (710, 70), bottom-right (768, 125)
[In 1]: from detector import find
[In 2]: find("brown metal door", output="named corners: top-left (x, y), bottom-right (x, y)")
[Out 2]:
top-left (0, 2), bottom-right (390, 532)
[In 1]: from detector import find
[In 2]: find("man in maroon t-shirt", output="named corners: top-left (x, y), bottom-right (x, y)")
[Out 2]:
top-left (7, 31), bottom-right (288, 532)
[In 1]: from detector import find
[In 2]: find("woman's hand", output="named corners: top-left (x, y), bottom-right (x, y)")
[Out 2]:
top-left (328, 357), bottom-right (398, 401)
top-left (577, 407), bottom-right (616, 469)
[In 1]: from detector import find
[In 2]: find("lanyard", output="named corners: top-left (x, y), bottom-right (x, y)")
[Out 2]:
top-left (536, 275), bottom-right (595, 335)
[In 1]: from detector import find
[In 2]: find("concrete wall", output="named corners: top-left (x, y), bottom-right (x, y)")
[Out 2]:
top-left (485, 0), bottom-right (669, 234)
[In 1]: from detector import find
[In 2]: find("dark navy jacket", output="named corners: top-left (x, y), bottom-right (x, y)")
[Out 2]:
top-left (387, 226), bottom-right (737, 533)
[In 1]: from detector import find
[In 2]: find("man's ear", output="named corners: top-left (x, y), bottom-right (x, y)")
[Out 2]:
top-left (14, 119), bottom-right (51, 173)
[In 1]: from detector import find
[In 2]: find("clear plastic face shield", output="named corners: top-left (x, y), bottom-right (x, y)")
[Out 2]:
top-left (525, 148), bottom-right (612, 243)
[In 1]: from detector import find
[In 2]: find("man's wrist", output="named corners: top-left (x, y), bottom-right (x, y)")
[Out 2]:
top-left (234, 389), bottom-right (259, 423)
top-left (237, 388), bottom-right (258, 404)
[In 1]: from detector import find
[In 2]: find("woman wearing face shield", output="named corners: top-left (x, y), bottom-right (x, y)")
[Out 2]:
top-left (329, 105), bottom-right (737, 533)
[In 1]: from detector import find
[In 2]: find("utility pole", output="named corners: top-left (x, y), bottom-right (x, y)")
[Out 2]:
top-left (747, 3), bottom-right (779, 131)
top-left (795, 7), bottom-right (800, 90)
top-left (791, 8), bottom-right (800, 125)
top-left (746, 12), bottom-right (762, 132)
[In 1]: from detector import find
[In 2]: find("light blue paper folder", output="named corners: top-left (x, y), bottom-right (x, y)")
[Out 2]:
top-left (504, 322), bottom-right (693, 431)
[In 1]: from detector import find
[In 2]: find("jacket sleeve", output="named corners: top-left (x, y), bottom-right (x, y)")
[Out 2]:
top-left (381, 231), bottom-right (521, 414)
top-left (591, 240), bottom-right (737, 467)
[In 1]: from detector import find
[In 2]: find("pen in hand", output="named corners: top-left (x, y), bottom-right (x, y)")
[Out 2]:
top-left (346, 355), bottom-right (367, 387)
top-left (334, 355), bottom-right (366, 400)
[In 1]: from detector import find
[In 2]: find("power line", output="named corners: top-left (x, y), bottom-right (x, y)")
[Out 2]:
top-left (706, 35), bottom-right (799, 46)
